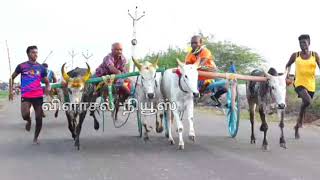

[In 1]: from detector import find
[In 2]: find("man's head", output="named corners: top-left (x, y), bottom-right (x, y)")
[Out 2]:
top-left (111, 43), bottom-right (123, 58)
top-left (298, 34), bottom-right (310, 52)
top-left (190, 35), bottom-right (203, 52)
top-left (42, 63), bottom-right (48, 69)
top-left (26, 46), bottom-right (38, 62)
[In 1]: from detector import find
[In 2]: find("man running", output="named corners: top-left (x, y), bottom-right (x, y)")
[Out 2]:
top-left (285, 34), bottom-right (320, 139)
top-left (9, 46), bottom-right (50, 144)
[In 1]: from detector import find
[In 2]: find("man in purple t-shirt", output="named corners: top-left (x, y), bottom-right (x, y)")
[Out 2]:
top-left (95, 43), bottom-right (130, 100)
top-left (9, 46), bottom-right (50, 144)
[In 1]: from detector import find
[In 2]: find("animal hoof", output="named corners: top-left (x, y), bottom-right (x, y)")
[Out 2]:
top-left (156, 126), bottom-right (164, 133)
top-left (294, 126), bottom-right (300, 139)
top-left (144, 136), bottom-right (149, 141)
top-left (72, 134), bottom-right (76, 140)
top-left (165, 133), bottom-right (169, 138)
top-left (189, 135), bottom-right (195, 142)
top-left (94, 123), bottom-right (99, 131)
top-left (250, 139), bottom-right (256, 144)
top-left (74, 142), bottom-right (80, 150)
top-left (280, 142), bottom-right (287, 149)
top-left (178, 144), bottom-right (184, 150)
top-left (169, 139), bottom-right (175, 145)
top-left (262, 144), bottom-right (269, 151)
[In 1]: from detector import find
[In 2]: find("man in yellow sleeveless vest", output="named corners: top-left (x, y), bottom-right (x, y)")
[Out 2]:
top-left (285, 34), bottom-right (320, 139)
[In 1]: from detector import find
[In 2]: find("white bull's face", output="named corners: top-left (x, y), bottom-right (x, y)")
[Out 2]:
top-left (180, 63), bottom-right (199, 94)
top-left (140, 66), bottom-right (157, 99)
top-left (267, 74), bottom-right (287, 109)
top-left (132, 58), bottom-right (159, 99)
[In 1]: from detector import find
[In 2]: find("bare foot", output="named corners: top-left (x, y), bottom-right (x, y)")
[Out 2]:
top-left (25, 120), bottom-right (31, 132)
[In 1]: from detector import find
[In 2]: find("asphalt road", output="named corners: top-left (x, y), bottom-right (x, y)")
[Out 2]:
top-left (1, 98), bottom-right (320, 180)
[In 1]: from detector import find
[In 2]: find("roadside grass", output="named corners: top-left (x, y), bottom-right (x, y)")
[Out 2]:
top-left (0, 91), bottom-right (8, 101)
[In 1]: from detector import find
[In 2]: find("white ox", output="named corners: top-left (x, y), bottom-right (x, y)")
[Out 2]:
top-left (132, 57), bottom-right (165, 140)
top-left (160, 59), bottom-right (200, 150)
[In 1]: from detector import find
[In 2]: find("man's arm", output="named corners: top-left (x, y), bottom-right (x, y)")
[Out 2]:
top-left (52, 72), bottom-right (58, 83)
top-left (9, 72), bottom-right (19, 100)
top-left (285, 53), bottom-right (296, 78)
top-left (102, 56), bottom-right (121, 75)
top-left (108, 65), bottom-right (121, 74)
top-left (43, 77), bottom-right (50, 95)
top-left (314, 52), bottom-right (320, 71)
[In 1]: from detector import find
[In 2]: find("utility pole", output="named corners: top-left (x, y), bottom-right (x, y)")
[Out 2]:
top-left (68, 50), bottom-right (77, 69)
top-left (5, 40), bottom-right (12, 79)
top-left (128, 5), bottom-right (145, 72)
top-left (82, 49), bottom-right (93, 62)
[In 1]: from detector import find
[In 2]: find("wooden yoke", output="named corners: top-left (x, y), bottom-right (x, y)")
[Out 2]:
top-left (171, 68), bottom-right (268, 82)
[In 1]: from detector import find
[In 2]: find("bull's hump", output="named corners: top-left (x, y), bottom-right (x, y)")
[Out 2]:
top-left (250, 69), bottom-right (264, 77)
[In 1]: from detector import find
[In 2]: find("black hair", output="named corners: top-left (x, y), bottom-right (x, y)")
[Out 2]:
top-left (191, 35), bottom-right (203, 44)
top-left (26, 46), bottom-right (38, 54)
top-left (298, 34), bottom-right (310, 44)
top-left (42, 63), bottom-right (48, 68)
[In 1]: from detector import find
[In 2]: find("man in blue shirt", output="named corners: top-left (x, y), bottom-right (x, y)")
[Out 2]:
top-left (41, 63), bottom-right (57, 83)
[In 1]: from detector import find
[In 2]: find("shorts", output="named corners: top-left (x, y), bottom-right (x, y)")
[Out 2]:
top-left (21, 97), bottom-right (44, 106)
top-left (294, 86), bottom-right (314, 99)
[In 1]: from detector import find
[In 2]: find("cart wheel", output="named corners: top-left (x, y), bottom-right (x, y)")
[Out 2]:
top-left (111, 94), bottom-right (131, 128)
top-left (137, 111), bottom-right (143, 138)
top-left (226, 81), bottom-right (240, 138)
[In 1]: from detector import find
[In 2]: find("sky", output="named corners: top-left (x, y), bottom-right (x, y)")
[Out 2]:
top-left (0, 0), bottom-right (320, 81)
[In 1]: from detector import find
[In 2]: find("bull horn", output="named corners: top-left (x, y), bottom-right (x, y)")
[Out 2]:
top-left (83, 62), bottom-right (91, 82)
top-left (262, 69), bottom-right (272, 79)
top-left (176, 58), bottom-right (184, 67)
top-left (152, 54), bottom-right (159, 68)
top-left (61, 63), bottom-right (70, 81)
top-left (132, 57), bottom-right (142, 71)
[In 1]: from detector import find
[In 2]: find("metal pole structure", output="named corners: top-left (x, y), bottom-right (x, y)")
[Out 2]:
top-left (128, 6), bottom-right (145, 72)
top-left (82, 49), bottom-right (93, 62)
top-left (42, 50), bottom-right (53, 63)
top-left (5, 40), bottom-right (13, 100)
top-left (68, 50), bottom-right (77, 69)
top-left (5, 40), bottom-right (12, 78)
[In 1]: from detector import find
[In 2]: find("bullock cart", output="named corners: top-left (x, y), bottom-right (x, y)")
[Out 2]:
top-left (47, 68), bottom-right (267, 138)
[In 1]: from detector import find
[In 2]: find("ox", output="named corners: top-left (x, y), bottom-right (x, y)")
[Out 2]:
top-left (132, 57), bottom-right (164, 140)
top-left (246, 68), bottom-right (288, 150)
top-left (60, 63), bottom-right (93, 150)
top-left (161, 58), bottom-right (200, 150)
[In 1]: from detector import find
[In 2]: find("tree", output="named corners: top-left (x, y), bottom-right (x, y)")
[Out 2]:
top-left (143, 34), bottom-right (265, 74)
